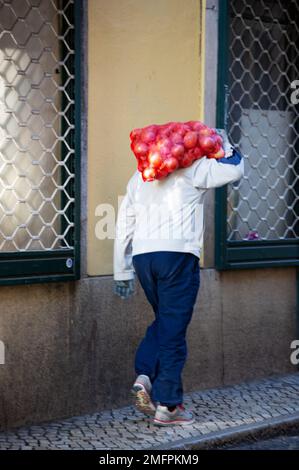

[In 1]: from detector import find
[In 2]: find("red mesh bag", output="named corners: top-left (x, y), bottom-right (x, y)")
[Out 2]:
top-left (130, 121), bottom-right (225, 181)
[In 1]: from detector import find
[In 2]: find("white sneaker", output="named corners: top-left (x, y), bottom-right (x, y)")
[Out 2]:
top-left (131, 375), bottom-right (156, 416)
top-left (154, 404), bottom-right (195, 426)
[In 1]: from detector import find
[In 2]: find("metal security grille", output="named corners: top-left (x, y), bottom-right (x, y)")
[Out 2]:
top-left (226, 0), bottom-right (299, 242)
top-left (0, 0), bottom-right (75, 252)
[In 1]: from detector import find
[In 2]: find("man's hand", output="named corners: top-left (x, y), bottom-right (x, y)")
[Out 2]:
top-left (215, 128), bottom-right (234, 157)
top-left (113, 279), bottom-right (135, 299)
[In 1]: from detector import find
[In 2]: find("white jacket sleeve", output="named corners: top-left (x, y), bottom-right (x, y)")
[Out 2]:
top-left (192, 155), bottom-right (244, 189)
top-left (113, 175), bottom-right (136, 281)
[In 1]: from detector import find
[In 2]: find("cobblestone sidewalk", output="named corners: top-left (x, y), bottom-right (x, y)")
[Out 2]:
top-left (0, 373), bottom-right (298, 450)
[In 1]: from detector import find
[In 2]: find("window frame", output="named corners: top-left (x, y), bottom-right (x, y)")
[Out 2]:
top-left (215, 0), bottom-right (299, 270)
top-left (0, 0), bottom-right (82, 285)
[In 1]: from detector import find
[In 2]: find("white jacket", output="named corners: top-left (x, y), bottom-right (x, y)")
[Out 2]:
top-left (113, 155), bottom-right (244, 280)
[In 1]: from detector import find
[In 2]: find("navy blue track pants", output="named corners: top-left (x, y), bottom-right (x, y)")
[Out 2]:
top-left (132, 251), bottom-right (200, 406)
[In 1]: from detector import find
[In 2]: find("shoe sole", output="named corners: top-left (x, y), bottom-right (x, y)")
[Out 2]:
top-left (131, 384), bottom-right (156, 416)
top-left (153, 417), bottom-right (195, 426)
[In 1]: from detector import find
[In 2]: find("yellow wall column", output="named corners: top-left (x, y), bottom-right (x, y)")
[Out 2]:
top-left (88, 0), bottom-right (206, 275)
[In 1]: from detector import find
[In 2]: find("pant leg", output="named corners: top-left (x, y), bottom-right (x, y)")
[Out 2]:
top-left (150, 252), bottom-right (200, 406)
top-left (132, 253), bottom-right (160, 382)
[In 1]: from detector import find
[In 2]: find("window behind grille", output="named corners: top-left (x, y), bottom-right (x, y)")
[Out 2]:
top-left (215, 0), bottom-right (299, 269)
top-left (0, 0), bottom-right (81, 284)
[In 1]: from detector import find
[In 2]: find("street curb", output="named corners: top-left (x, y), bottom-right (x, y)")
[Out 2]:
top-left (150, 412), bottom-right (299, 450)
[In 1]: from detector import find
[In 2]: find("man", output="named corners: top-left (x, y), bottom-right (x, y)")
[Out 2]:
top-left (113, 132), bottom-right (244, 426)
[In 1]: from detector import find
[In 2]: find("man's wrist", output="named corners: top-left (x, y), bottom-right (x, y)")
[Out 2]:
top-left (114, 272), bottom-right (135, 281)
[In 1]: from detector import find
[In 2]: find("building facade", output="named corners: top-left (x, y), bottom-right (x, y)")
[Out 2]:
top-left (0, 0), bottom-right (297, 429)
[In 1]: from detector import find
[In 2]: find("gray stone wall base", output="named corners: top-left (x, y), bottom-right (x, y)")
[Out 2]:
top-left (0, 266), bottom-right (296, 430)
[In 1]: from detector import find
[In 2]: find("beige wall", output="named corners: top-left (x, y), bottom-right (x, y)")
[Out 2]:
top-left (88, 0), bottom-right (206, 275)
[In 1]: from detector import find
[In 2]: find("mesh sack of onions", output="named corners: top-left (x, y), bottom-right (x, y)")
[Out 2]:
top-left (130, 121), bottom-right (226, 182)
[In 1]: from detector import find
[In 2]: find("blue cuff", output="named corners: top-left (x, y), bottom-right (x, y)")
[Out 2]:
top-left (217, 148), bottom-right (243, 165)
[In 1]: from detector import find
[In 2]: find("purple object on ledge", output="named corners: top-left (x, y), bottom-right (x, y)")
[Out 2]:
top-left (245, 231), bottom-right (259, 240)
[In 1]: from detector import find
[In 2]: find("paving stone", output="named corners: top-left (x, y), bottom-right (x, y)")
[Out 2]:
top-left (0, 373), bottom-right (298, 450)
